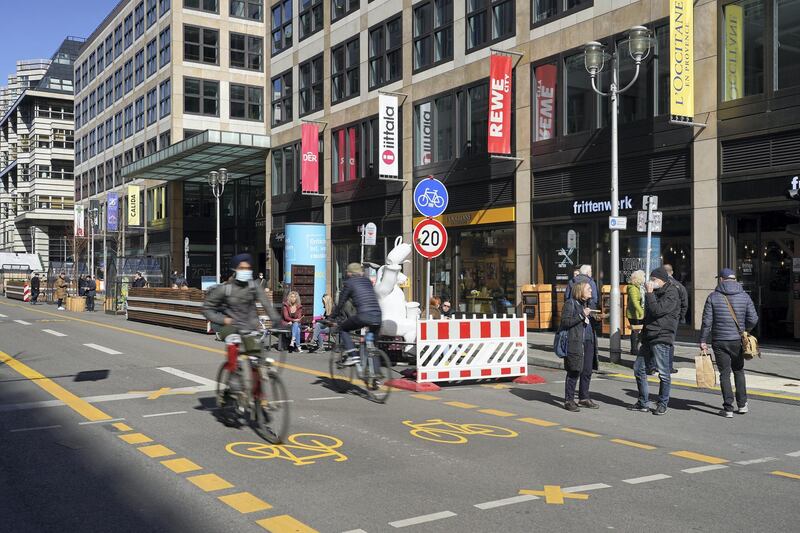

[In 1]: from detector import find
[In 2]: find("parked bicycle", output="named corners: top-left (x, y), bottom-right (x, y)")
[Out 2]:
top-left (216, 329), bottom-right (289, 443)
top-left (326, 322), bottom-right (393, 403)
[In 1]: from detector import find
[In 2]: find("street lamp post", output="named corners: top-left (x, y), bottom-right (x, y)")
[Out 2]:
top-left (583, 26), bottom-right (652, 364)
top-left (207, 168), bottom-right (229, 283)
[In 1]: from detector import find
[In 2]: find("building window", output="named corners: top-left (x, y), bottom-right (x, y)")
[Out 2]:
top-left (332, 125), bottom-right (360, 182)
top-left (184, 77), bottom-right (219, 116)
top-left (124, 59), bottom-right (134, 93)
top-left (114, 23), bottom-right (123, 57)
top-left (74, 103), bottom-right (81, 129)
top-left (124, 105), bottom-right (134, 137)
top-left (105, 76), bottom-right (114, 106)
top-left (332, 0), bottom-right (359, 22)
top-left (299, 55), bottom-right (324, 115)
top-left (89, 130), bottom-right (97, 158)
top-left (299, 0), bottom-right (323, 40)
top-left (97, 44), bottom-right (105, 74)
top-left (413, 0), bottom-right (454, 71)
top-left (124, 14), bottom-right (134, 49)
top-left (332, 37), bottom-right (360, 103)
top-left (89, 52), bottom-right (96, 81)
top-left (97, 124), bottom-right (105, 153)
top-left (722, 0), bottom-right (765, 101)
top-left (97, 85), bottom-right (105, 113)
top-left (135, 1), bottom-right (145, 37)
top-left (533, 0), bottom-right (590, 25)
top-left (160, 0), bottom-right (171, 16)
top-left (159, 78), bottom-right (171, 117)
top-left (81, 97), bottom-right (88, 125)
top-left (414, 94), bottom-right (454, 166)
top-left (230, 84), bottom-right (264, 120)
top-left (114, 112), bottom-right (123, 143)
top-left (147, 88), bottom-right (158, 124)
top-left (231, 0), bottom-right (263, 20)
top-left (271, 0), bottom-right (293, 55)
top-left (467, 0), bottom-right (514, 52)
top-left (776, 0), bottom-right (800, 89)
top-left (75, 66), bottom-right (81, 94)
top-left (105, 34), bottom-right (114, 65)
top-left (105, 118), bottom-right (113, 148)
top-left (564, 53), bottom-right (594, 134)
top-left (147, 137), bottom-right (158, 155)
top-left (184, 0), bottom-right (218, 11)
top-left (160, 26), bottom-right (171, 67)
top-left (82, 60), bottom-right (89, 88)
top-left (230, 33), bottom-right (263, 71)
top-left (532, 63), bottom-right (557, 141)
top-left (369, 16), bottom-right (402, 89)
top-left (617, 37), bottom-right (650, 124)
top-left (114, 68), bottom-right (123, 100)
top-left (184, 25), bottom-right (219, 64)
top-left (135, 96), bottom-right (145, 131)
top-left (159, 130), bottom-right (171, 148)
top-left (146, 39), bottom-right (158, 76)
top-left (271, 70), bottom-right (293, 126)
top-left (147, 0), bottom-right (157, 26)
top-left (89, 91), bottom-right (97, 119)
top-left (135, 49), bottom-right (145, 85)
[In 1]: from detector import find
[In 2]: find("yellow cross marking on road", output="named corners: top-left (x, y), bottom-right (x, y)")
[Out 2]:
top-left (481, 383), bottom-right (512, 390)
top-left (127, 387), bottom-right (196, 400)
top-left (519, 486), bottom-right (590, 505)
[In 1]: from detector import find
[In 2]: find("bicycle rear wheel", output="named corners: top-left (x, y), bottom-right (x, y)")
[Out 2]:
top-left (215, 362), bottom-right (233, 409)
top-left (254, 369), bottom-right (289, 444)
top-left (363, 348), bottom-right (393, 404)
top-left (328, 345), bottom-right (352, 393)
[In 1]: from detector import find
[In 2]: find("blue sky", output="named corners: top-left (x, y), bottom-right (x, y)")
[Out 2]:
top-left (0, 0), bottom-right (118, 80)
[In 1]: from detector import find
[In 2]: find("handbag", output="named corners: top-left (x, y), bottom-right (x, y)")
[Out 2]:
top-left (722, 295), bottom-right (761, 360)
top-left (695, 350), bottom-right (717, 388)
top-left (553, 329), bottom-right (568, 359)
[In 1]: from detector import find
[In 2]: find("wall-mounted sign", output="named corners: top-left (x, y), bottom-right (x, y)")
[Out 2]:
top-left (670, 0), bottom-right (694, 122)
top-left (488, 54), bottom-right (513, 154)
top-left (378, 94), bottom-right (399, 179)
top-left (127, 185), bottom-right (140, 226)
top-left (301, 123), bottom-right (320, 194)
top-left (534, 64), bottom-right (557, 141)
top-left (107, 192), bottom-right (119, 231)
top-left (74, 205), bottom-right (85, 237)
top-left (723, 4), bottom-right (744, 101)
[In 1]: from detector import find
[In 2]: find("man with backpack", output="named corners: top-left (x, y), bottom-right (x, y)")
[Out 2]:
top-left (700, 268), bottom-right (759, 418)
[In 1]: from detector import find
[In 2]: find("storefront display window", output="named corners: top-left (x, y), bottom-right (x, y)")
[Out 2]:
top-left (722, 0), bottom-right (765, 101)
top-left (777, 0), bottom-right (800, 89)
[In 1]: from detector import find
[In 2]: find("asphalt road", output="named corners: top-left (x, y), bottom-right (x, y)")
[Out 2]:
top-left (1, 298), bottom-right (799, 533)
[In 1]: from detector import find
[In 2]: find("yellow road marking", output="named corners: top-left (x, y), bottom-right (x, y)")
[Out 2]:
top-left (118, 432), bottom-right (153, 445)
top-left (519, 486), bottom-right (590, 505)
top-left (127, 387), bottom-right (196, 400)
top-left (410, 394), bottom-right (441, 400)
top-left (611, 439), bottom-right (656, 450)
top-left (112, 422), bottom-right (133, 432)
top-left (670, 451), bottom-right (729, 464)
top-left (0, 350), bottom-right (112, 422)
top-left (481, 383), bottom-right (512, 390)
top-left (771, 471), bottom-right (800, 480)
top-left (560, 428), bottom-right (600, 438)
top-left (444, 401), bottom-right (478, 409)
top-left (256, 515), bottom-right (319, 533)
top-left (478, 408), bottom-right (517, 417)
top-left (517, 417), bottom-right (559, 428)
top-left (604, 372), bottom-right (800, 402)
top-left (187, 473), bottom-right (234, 492)
top-left (161, 457), bottom-right (203, 473)
top-left (218, 492), bottom-right (273, 513)
top-left (138, 444), bottom-right (176, 458)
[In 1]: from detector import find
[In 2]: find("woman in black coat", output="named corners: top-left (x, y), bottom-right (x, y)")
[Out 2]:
top-left (559, 281), bottom-right (599, 412)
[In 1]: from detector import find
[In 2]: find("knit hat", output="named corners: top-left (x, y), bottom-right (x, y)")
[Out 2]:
top-left (650, 267), bottom-right (669, 283)
top-left (346, 262), bottom-right (363, 275)
top-left (230, 253), bottom-right (254, 269)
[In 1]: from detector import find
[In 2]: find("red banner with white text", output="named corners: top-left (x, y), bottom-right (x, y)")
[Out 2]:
top-left (534, 64), bottom-right (557, 141)
top-left (301, 123), bottom-right (319, 194)
top-left (487, 54), bottom-right (513, 154)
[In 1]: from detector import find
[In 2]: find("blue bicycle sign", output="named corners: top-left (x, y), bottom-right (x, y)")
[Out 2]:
top-left (414, 177), bottom-right (448, 218)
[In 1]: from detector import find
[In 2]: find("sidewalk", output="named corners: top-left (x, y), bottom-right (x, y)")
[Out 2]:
top-left (527, 330), bottom-right (800, 400)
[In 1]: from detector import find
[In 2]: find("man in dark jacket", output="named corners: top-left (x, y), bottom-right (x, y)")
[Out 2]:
top-left (332, 263), bottom-right (382, 366)
top-left (29, 273), bottom-right (40, 305)
top-left (565, 265), bottom-right (599, 310)
top-left (630, 267), bottom-right (681, 415)
top-left (131, 272), bottom-right (147, 288)
top-left (84, 275), bottom-right (96, 311)
top-left (700, 268), bottom-right (758, 418)
top-left (663, 264), bottom-right (688, 374)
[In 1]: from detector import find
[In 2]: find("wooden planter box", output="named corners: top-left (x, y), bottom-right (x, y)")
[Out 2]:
top-left (126, 287), bottom-right (210, 333)
top-left (67, 296), bottom-right (86, 312)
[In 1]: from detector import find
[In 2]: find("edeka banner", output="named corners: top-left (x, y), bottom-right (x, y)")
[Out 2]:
top-left (488, 54), bottom-right (513, 154)
top-left (107, 192), bottom-right (119, 231)
top-left (301, 123), bottom-right (319, 193)
top-left (534, 64), bottom-right (557, 141)
top-left (379, 94), bottom-right (399, 179)
top-left (724, 4), bottom-right (744, 101)
top-left (670, 0), bottom-right (694, 122)
top-left (419, 101), bottom-right (433, 165)
top-left (284, 223), bottom-right (327, 318)
top-left (128, 185), bottom-right (140, 226)
top-left (74, 205), bottom-right (85, 237)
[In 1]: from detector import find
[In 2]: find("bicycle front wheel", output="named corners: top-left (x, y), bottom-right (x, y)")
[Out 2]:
top-left (328, 346), bottom-right (352, 393)
top-left (363, 348), bottom-right (393, 404)
top-left (254, 370), bottom-right (290, 444)
top-left (216, 362), bottom-right (233, 410)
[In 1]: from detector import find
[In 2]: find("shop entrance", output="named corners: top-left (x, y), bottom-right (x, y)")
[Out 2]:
top-left (731, 212), bottom-right (799, 342)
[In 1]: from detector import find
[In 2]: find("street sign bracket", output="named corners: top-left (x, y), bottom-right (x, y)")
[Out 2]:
top-left (300, 118), bottom-right (328, 132)
top-left (489, 48), bottom-right (525, 68)
top-left (378, 90), bottom-right (409, 106)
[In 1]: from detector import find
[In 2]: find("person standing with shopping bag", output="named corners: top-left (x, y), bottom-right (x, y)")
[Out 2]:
top-left (558, 281), bottom-right (600, 412)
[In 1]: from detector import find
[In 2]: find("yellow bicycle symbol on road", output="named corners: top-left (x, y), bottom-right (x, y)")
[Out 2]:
top-left (226, 433), bottom-right (348, 466)
top-left (403, 419), bottom-right (519, 444)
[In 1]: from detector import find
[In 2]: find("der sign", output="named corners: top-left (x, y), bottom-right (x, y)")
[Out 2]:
top-left (413, 218), bottom-right (448, 259)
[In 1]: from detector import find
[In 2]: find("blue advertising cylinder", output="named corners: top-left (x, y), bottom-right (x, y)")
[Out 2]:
top-left (284, 223), bottom-right (327, 318)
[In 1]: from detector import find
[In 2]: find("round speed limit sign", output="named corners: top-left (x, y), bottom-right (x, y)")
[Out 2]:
top-left (413, 219), bottom-right (448, 259)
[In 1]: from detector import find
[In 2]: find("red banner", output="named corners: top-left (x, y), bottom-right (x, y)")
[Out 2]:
top-left (534, 64), bottom-right (557, 141)
top-left (337, 129), bottom-right (345, 180)
top-left (301, 123), bottom-right (319, 193)
top-left (487, 54), bottom-right (513, 154)
top-left (348, 127), bottom-right (357, 180)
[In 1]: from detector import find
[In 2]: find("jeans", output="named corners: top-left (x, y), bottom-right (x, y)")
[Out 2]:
top-left (289, 322), bottom-right (302, 346)
top-left (634, 342), bottom-right (672, 407)
top-left (311, 322), bottom-right (329, 345)
top-left (565, 338), bottom-right (594, 402)
top-left (714, 340), bottom-right (747, 411)
top-left (339, 314), bottom-right (381, 353)
top-left (86, 295), bottom-right (95, 311)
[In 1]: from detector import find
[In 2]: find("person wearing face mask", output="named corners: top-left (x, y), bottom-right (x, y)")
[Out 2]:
top-left (203, 254), bottom-right (284, 343)
top-left (630, 267), bottom-right (681, 416)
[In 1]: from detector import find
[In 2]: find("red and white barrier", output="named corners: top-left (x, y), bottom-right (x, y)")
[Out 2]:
top-left (23, 283), bottom-right (31, 302)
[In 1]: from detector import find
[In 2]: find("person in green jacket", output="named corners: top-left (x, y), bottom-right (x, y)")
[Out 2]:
top-left (626, 270), bottom-right (646, 355)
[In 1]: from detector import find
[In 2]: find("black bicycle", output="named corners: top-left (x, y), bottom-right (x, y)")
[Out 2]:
top-left (327, 323), bottom-right (393, 403)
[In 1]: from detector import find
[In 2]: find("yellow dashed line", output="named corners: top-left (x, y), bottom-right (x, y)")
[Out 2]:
top-left (187, 473), bottom-right (234, 492)
top-left (611, 438), bottom-right (656, 450)
top-left (161, 457), bottom-right (203, 473)
top-left (112, 422), bottom-right (132, 432)
top-left (478, 408), bottom-right (517, 417)
top-left (517, 417), bottom-right (560, 427)
top-left (138, 444), bottom-right (176, 458)
top-left (256, 514), bottom-right (319, 533)
top-left (118, 432), bottom-right (153, 445)
top-left (410, 394), bottom-right (441, 400)
top-left (481, 383), bottom-right (512, 390)
top-left (444, 401), bottom-right (478, 409)
top-left (771, 471), bottom-right (800, 480)
top-left (560, 427), bottom-right (600, 438)
top-left (219, 492), bottom-right (273, 513)
top-left (670, 451), bottom-right (729, 464)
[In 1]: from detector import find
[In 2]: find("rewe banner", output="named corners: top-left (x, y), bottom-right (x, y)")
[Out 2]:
top-left (379, 94), bottom-right (399, 179)
top-left (301, 123), bottom-right (319, 193)
top-left (488, 54), bottom-right (512, 154)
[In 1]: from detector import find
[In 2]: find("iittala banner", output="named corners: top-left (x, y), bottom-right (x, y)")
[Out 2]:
top-left (301, 123), bottom-right (319, 193)
top-left (378, 94), bottom-right (399, 179)
top-left (487, 53), bottom-right (513, 154)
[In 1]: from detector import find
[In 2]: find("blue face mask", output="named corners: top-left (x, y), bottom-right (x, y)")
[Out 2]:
top-left (235, 269), bottom-right (253, 282)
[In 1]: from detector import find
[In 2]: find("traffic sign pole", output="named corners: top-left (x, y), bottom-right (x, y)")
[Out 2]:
top-left (645, 196), bottom-right (654, 279)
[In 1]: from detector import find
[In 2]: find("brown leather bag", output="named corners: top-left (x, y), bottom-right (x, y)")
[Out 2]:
top-left (722, 295), bottom-right (760, 360)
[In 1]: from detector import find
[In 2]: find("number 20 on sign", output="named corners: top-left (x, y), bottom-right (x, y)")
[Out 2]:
top-left (413, 218), bottom-right (448, 259)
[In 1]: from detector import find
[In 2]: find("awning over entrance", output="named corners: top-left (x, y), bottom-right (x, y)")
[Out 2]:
top-left (121, 130), bottom-right (270, 182)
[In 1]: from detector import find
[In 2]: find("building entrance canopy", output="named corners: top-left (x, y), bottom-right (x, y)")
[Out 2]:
top-left (121, 130), bottom-right (270, 182)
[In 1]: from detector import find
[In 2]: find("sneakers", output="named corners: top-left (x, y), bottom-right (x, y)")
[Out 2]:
top-left (341, 353), bottom-right (360, 366)
top-left (564, 400), bottom-right (580, 412)
top-left (737, 403), bottom-right (749, 414)
top-left (653, 404), bottom-right (668, 416)
top-left (578, 399), bottom-right (599, 409)
top-left (57, 306), bottom-right (65, 311)
top-left (720, 410), bottom-right (734, 418)
top-left (629, 401), bottom-right (650, 412)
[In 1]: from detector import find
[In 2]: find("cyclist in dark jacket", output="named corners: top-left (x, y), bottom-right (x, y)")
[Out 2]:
top-left (332, 263), bottom-right (382, 365)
